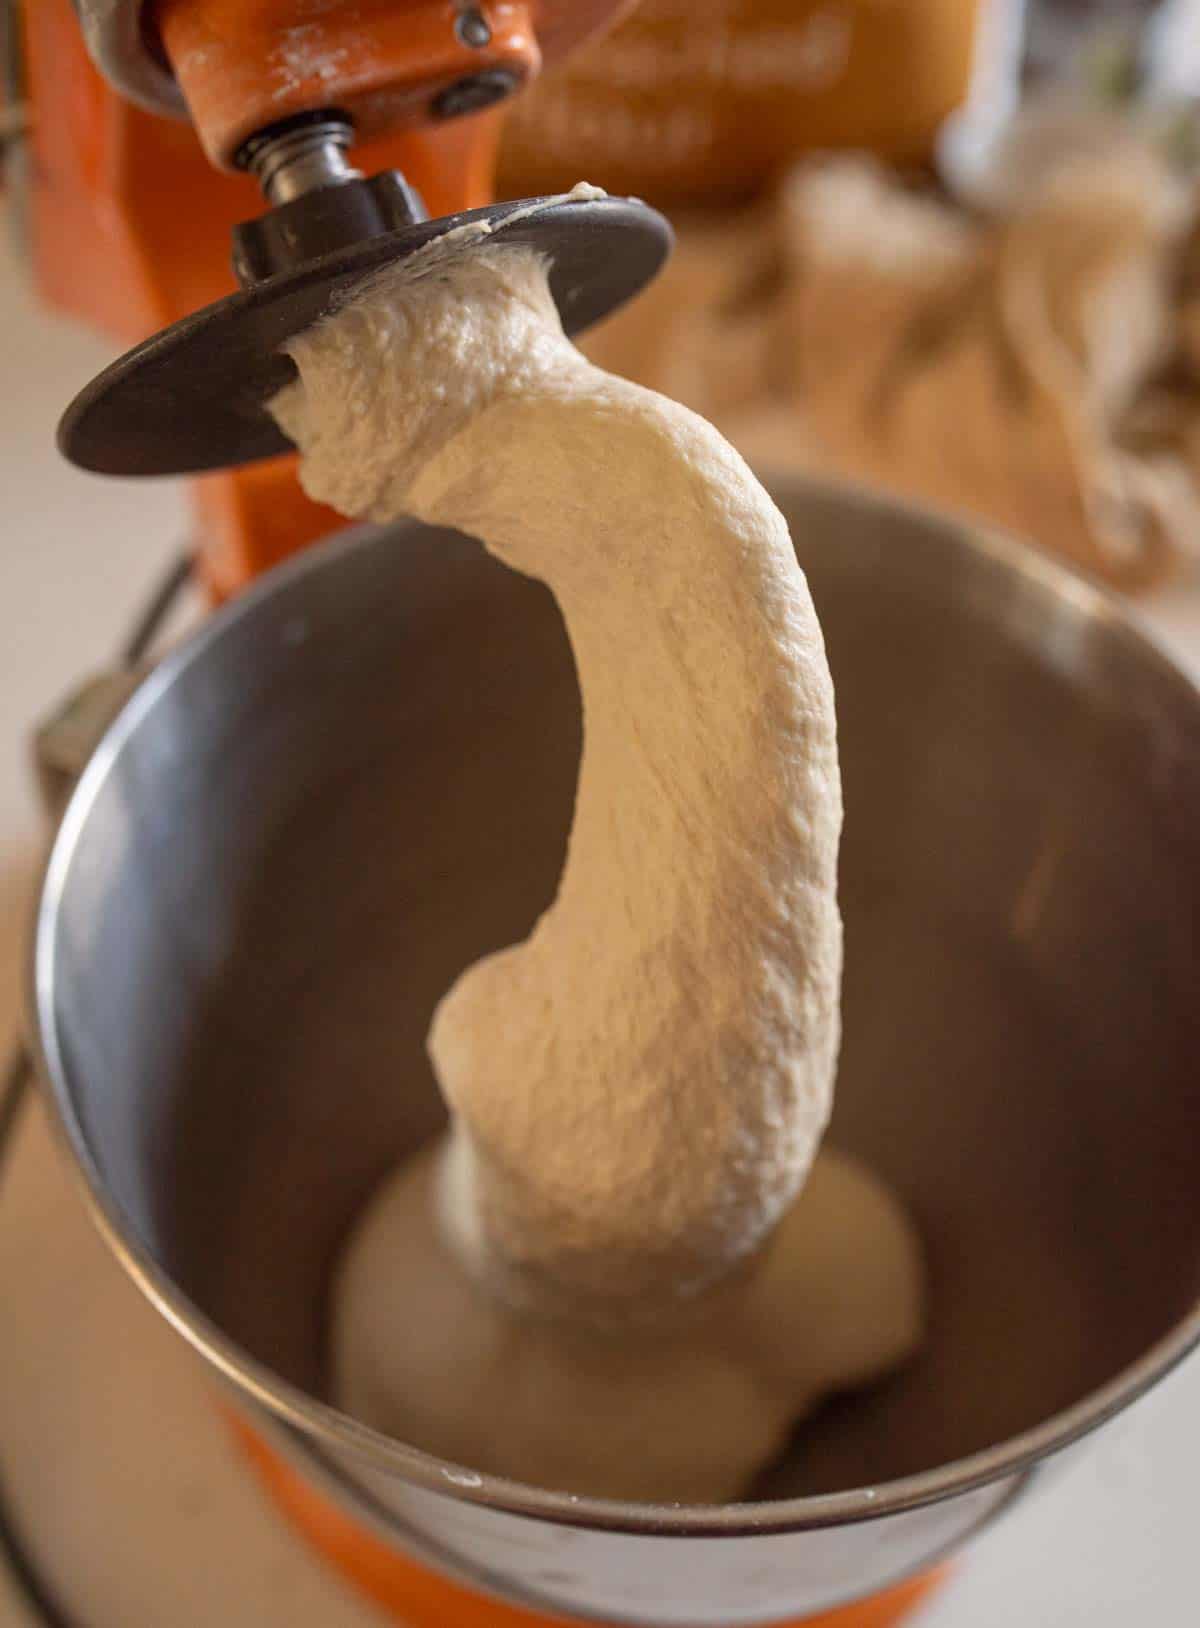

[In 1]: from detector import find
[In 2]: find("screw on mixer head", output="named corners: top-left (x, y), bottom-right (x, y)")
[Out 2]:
top-left (56, 107), bottom-right (673, 478)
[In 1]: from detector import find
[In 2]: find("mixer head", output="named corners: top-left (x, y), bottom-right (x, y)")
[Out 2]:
top-left (58, 114), bottom-right (672, 478)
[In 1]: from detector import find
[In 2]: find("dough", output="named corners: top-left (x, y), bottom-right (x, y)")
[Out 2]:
top-left (337, 1145), bottom-right (922, 1503)
top-left (270, 202), bottom-right (923, 1499)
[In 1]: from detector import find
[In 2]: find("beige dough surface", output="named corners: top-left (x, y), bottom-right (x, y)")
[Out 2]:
top-left (337, 1145), bottom-right (921, 1502)
top-left (270, 203), bottom-right (923, 1500)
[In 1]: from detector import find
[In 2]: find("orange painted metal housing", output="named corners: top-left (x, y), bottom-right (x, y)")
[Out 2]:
top-left (155, 0), bottom-right (542, 168)
top-left (154, 0), bottom-right (639, 168)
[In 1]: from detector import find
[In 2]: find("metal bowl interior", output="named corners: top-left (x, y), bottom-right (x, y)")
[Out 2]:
top-left (33, 480), bottom-right (1200, 1530)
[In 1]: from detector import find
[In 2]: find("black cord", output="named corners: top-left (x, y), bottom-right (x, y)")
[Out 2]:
top-left (0, 1048), bottom-right (78, 1628)
top-left (0, 1039), bottom-right (29, 1160)
top-left (119, 552), bottom-right (195, 668)
top-left (0, 547), bottom-right (194, 1628)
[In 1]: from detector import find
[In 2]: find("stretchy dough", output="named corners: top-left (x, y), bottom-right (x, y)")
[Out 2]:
top-left (271, 202), bottom-right (923, 1500)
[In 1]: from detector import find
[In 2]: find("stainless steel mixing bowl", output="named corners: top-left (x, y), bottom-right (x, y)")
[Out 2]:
top-left (30, 479), bottom-right (1200, 1625)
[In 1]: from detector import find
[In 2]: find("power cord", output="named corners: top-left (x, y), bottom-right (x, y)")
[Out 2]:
top-left (0, 548), bottom-right (194, 1628)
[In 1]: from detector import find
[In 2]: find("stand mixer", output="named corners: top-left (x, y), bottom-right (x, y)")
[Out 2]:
top-left (10, 5), bottom-right (1200, 1628)
top-left (10, 5), bottom-right (936, 1626)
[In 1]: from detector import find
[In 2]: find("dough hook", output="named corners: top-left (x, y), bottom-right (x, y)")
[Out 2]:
top-left (57, 111), bottom-right (671, 477)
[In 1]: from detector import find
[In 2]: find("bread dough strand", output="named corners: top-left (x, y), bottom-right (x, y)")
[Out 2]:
top-left (270, 222), bottom-right (923, 1500)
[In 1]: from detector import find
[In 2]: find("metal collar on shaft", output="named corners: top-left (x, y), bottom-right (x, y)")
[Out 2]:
top-left (237, 112), bottom-right (362, 207)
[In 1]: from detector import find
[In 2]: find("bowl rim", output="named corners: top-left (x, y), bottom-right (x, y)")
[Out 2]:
top-left (29, 475), bottom-right (1200, 1537)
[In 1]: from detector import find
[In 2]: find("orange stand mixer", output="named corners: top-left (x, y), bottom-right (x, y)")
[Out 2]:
top-left (10, 4), bottom-right (946, 1626)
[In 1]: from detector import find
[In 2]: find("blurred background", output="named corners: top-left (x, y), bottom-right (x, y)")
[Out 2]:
top-left (3, 1), bottom-right (1200, 1624)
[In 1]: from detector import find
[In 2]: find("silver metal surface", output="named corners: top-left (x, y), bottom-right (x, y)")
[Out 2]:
top-left (240, 115), bottom-right (363, 207)
top-left (73, 0), bottom-right (186, 119)
top-left (30, 481), bottom-right (1200, 1623)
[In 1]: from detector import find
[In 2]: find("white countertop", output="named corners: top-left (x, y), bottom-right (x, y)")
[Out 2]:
top-left (2, 240), bottom-right (1200, 1628)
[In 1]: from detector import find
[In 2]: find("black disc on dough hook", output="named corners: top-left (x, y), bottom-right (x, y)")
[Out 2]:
top-left (58, 195), bottom-right (673, 477)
